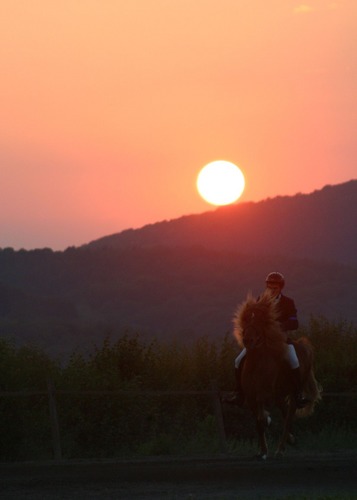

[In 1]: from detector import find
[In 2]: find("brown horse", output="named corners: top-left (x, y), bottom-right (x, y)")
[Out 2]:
top-left (233, 292), bottom-right (322, 459)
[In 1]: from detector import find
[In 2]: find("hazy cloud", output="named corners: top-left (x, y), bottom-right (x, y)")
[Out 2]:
top-left (293, 4), bottom-right (315, 14)
top-left (293, 2), bottom-right (339, 14)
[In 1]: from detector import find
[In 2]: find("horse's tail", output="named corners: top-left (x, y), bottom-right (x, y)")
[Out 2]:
top-left (295, 337), bottom-right (323, 418)
top-left (297, 367), bottom-right (323, 417)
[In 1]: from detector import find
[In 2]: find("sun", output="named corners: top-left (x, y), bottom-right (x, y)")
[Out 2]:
top-left (196, 160), bottom-right (245, 206)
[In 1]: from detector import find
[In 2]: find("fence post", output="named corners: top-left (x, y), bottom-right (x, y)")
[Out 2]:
top-left (47, 378), bottom-right (62, 461)
top-left (210, 379), bottom-right (228, 455)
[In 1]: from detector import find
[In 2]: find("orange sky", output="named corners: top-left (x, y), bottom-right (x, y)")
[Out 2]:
top-left (1, 0), bottom-right (356, 249)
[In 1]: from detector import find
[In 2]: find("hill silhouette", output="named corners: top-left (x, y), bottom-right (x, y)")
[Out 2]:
top-left (87, 180), bottom-right (357, 267)
top-left (0, 180), bottom-right (356, 357)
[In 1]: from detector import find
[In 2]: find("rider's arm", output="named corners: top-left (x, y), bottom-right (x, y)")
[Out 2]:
top-left (280, 297), bottom-right (299, 331)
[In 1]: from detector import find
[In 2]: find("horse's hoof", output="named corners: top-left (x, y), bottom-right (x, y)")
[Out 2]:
top-left (275, 450), bottom-right (284, 458)
top-left (287, 433), bottom-right (296, 445)
top-left (255, 453), bottom-right (268, 461)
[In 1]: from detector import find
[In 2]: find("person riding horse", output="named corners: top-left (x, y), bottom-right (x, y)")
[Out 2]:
top-left (225, 272), bottom-right (309, 409)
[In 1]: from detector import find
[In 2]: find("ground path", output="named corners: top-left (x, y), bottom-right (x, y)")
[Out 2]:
top-left (1, 452), bottom-right (357, 499)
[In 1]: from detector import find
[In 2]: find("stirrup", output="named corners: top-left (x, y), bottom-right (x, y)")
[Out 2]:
top-left (296, 394), bottom-right (310, 409)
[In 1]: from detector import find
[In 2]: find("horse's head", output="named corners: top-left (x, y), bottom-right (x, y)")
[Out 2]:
top-left (233, 292), bottom-right (284, 352)
top-left (241, 314), bottom-right (265, 351)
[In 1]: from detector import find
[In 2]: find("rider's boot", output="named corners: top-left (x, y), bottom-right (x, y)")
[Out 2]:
top-left (291, 367), bottom-right (310, 409)
top-left (223, 360), bottom-right (245, 406)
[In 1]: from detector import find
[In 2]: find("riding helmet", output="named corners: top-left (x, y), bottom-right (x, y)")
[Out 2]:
top-left (265, 271), bottom-right (285, 288)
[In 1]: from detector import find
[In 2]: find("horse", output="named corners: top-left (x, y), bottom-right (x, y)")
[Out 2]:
top-left (233, 292), bottom-right (322, 459)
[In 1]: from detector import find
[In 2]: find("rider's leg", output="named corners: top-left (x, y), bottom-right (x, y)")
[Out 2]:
top-left (286, 344), bottom-right (309, 409)
top-left (224, 348), bottom-right (246, 406)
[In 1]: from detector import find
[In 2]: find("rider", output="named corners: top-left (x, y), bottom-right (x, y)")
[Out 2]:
top-left (225, 272), bottom-right (309, 409)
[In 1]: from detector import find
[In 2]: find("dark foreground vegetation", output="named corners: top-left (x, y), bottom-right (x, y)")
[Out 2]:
top-left (0, 317), bottom-right (356, 462)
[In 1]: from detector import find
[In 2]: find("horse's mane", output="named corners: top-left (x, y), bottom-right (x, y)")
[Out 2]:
top-left (233, 291), bottom-right (286, 354)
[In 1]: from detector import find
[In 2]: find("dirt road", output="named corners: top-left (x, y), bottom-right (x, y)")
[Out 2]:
top-left (1, 453), bottom-right (357, 499)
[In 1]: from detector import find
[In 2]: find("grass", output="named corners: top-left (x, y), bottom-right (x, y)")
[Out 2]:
top-left (296, 427), bottom-right (357, 453)
top-left (274, 496), bottom-right (356, 500)
top-left (133, 419), bottom-right (357, 460)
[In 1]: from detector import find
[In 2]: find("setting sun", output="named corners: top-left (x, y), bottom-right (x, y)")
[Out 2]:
top-left (196, 161), bottom-right (245, 206)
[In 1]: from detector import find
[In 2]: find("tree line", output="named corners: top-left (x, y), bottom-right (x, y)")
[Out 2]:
top-left (1, 245), bottom-right (357, 360)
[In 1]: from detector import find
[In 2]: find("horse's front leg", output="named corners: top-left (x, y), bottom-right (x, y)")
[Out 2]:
top-left (276, 399), bottom-right (296, 456)
top-left (256, 405), bottom-right (271, 460)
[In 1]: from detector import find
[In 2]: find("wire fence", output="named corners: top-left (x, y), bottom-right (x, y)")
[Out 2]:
top-left (0, 383), bottom-right (355, 462)
top-left (0, 379), bottom-right (227, 461)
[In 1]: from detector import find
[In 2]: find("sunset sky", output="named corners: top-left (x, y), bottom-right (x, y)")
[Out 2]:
top-left (1, 0), bottom-right (356, 250)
